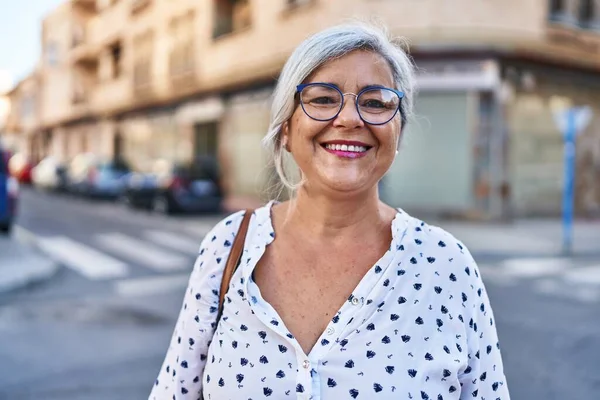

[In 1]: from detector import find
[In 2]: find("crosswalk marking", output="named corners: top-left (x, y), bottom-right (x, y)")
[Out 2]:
top-left (182, 225), bottom-right (210, 241)
top-left (144, 230), bottom-right (200, 254)
top-left (563, 265), bottom-right (600, 285)
top-left (499, 257), bottom-right (571, 278)
top-left (115, 274), bottom-right (190, 297)
top-left (95, 233), bottom-right (189, 272)
top-left (37, 236), bottom-right (129, 280)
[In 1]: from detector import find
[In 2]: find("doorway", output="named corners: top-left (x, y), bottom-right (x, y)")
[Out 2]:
top-left (193, 122), bottom-right (218, 158)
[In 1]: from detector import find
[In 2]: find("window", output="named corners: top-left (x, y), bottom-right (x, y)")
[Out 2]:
top-left (193, 122), bottom-right (218, 158)
top-left (72, 75), bottom-right (87, 104)
top-left (45, 42), bottom-right (59, 66)
top-left (169, 11), bottom-right (195, 77)
top-left (110, 42), bottom-right (122, 78)
top-left (72, 22), bottom-right (86, 48)
top-left (287, 0), bottom-right (312, 7)
top-left (213, 0), bottom-right (251, 39)
top-left (133, 33), bottom-right (154, 90)
top-left (578, 0), bottom-right (597, 28)
top-left (20, 96), bottom-right (35, 118)
top-left (548, 0), bottom-right (570, 23)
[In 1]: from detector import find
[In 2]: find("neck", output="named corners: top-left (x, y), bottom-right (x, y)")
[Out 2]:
top-left (279, 185), bottom-right (391, 241)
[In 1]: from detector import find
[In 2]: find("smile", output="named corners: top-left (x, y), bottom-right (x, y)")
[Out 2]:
top-left (321, 142), bottom-right (372, 159)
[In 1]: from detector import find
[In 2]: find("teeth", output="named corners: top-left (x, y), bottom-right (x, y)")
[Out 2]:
top-left (325, 144), bottom-right (368, 153)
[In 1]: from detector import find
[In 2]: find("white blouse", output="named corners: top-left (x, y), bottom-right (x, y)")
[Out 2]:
top-left (150, 201), bottom-right (509, 400)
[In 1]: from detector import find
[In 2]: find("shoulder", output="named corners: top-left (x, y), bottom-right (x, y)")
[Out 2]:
top-left (198, 202), bottom-right (273, 254)
top-left (395, 210), bottom-right (477, 271)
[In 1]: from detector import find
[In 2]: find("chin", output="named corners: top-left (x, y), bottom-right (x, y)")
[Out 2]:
top-left (319, 174), bottom-right (373, 194)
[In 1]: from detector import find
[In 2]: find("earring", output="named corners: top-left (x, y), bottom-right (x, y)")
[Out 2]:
top-left (395, 150), bottom-right (399, 155)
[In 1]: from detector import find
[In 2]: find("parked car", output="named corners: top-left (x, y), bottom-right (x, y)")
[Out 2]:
top-left (8, 152), bottom-right (33, 184)
top-left (122, 156), bottom-right (222, 215)
top-left (0, 147), bottom-right (18, 234)
top-left (31, 156), bottom-right (68, 192)
top-left (66, 153), bottom-right (131, 199)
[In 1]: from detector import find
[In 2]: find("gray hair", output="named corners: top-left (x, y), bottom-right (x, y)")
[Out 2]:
top-left (262, 22), bottom-right (417, 193)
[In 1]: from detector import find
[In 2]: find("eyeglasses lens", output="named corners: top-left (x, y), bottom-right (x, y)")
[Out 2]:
top-left (300, 84), bottom-right (400, 124)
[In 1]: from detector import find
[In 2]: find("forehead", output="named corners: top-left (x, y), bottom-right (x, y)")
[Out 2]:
top-left (306, 50), bottom-right (395, 88)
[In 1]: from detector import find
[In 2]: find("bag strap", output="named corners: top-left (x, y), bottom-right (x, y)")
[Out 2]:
top-left (216, 209), bottom-right (253, 324)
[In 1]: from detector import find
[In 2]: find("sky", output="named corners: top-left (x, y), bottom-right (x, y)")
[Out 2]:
top-left (0, 0), bottom-right (66, 91)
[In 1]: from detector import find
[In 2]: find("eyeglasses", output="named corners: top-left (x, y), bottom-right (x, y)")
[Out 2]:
top-left (296, 83), bottom-right (404, 125)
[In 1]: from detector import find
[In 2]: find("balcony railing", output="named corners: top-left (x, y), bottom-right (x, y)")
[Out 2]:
top-left (131, 0), bottom-right (152, 15)
top-left (72, 0), bottom-right (97, 14)
top-left (71, 23), bottom-right (86, 48)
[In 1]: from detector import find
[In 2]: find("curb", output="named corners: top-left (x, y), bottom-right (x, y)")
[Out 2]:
top-left (0, 226), bottom-right (60, 294)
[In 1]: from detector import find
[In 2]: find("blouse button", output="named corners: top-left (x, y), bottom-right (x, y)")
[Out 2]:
top-left (302, 360), bottom-right (310, 369)
top-left (326, 327), bottom-right (335, 335)
top-left (351, 297), bottom-right (360, 306)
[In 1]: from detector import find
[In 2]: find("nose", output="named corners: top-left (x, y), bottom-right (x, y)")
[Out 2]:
top-left (333, 93), bottom-right (364, 128)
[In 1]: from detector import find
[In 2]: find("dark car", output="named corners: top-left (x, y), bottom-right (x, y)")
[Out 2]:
top-left (122, 156), bottom-right (222, 215)
top-left (0, 147), bottom-right (18, 234)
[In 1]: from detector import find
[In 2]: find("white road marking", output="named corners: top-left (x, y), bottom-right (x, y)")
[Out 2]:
top-left (37, 236), bottom-right (129, 280)
top-left (95, 233), bottom-right (189, 272)
top-left (182, 225), bottom-right (211, 241)
top-left (563, 265), bottom-right (600, 285)
top-left (115, 274), bottom-right (190, 297)
top-left (500, 257), bottom-right (572, 278)
top-left (478, 264), bottom-right (519, 286)
top-left (144, 230), bottom-right (200, 254)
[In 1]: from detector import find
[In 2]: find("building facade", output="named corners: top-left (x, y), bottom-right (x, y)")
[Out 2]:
top-left (3, 72), bottom-right (41, 160)
top-left (6, 0), bottom-right (600, 217)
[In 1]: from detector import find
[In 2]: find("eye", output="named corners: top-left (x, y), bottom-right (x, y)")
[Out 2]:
top-left (362, 99), bottom-right (386, 109)
top-left (309, 96), bottom-right (339, 105)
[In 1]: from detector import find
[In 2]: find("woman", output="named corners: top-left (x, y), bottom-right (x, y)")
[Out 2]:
top-left (150, 22), bottom-right (509, 400)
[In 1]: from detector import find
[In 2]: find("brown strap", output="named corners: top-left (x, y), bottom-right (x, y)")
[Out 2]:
top-left (216, 209), bottom-right (253, 324)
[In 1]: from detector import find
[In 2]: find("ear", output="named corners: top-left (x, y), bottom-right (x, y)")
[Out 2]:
top-left (282, 121), bottom-right (291, 152)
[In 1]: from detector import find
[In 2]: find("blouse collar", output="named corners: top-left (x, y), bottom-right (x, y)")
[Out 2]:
top-left (249, 200), bottom-right (411, 252)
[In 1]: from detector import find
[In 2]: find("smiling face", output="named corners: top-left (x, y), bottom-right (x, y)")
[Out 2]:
top-left (283, 50), bottom-right (402, 197)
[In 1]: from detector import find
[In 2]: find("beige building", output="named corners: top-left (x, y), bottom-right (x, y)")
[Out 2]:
top-left (7, 0), bottom-right (600, 217)
top-left (3, 72), bottom-right (41, 159)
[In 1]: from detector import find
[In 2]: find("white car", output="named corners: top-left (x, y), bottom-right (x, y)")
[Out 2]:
top-left (32, 157), bottom-right (66, 191)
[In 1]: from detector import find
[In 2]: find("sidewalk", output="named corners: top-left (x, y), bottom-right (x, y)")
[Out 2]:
top-left (435, 218), bottom-right (600, 258)
top-left (0, 227), bottom-right (59, 294)
top-left (185, 213), bottom-right (599, 258)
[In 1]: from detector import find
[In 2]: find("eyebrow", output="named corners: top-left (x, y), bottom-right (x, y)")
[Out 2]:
top-left (313, 82), bottom-right (390, 91)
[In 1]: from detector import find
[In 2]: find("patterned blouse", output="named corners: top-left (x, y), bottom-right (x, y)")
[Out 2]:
top-left (150, 201), bottom-right (509, 400)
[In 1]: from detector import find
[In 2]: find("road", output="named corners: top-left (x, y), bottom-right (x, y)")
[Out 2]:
top-left (1, 187), bottom-right (599, 399)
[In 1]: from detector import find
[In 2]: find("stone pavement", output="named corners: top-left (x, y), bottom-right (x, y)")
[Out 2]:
top-left (0, 227), bottom-right (59, 294)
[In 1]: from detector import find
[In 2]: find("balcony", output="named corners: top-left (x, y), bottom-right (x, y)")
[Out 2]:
top-left (70, 88), bottom-right (92, 120)
top-left (131, 0), bottom-right (152, 15)
top-left (72, 0), bottom-right (97, 14)
top-left (87, 4), bottom-right (127, 46)
top-left (71, 41), bottom-right (99, 66)
top-left (92, 77), bottom-right (132, 114)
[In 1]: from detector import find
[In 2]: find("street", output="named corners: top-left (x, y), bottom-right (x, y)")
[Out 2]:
top-left (1, 188), bottom-right (600, 399)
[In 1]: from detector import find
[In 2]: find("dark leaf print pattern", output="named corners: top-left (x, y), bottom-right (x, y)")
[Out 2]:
top-left (149, 203), bottom-right (509, 400)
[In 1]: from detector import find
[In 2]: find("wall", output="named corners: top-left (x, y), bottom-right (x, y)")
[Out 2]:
top-left (220, 88), bottom-right (273, 200)
top-left (383, 91), bottom-right (475, 215)
top-left (505, 65), bottom-right (600, 216)
top-left (40, 4), bottom-right (76, 127)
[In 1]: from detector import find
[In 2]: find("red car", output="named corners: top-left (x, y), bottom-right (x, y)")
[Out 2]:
top-left (8, 152), bottom-right (33, 184)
